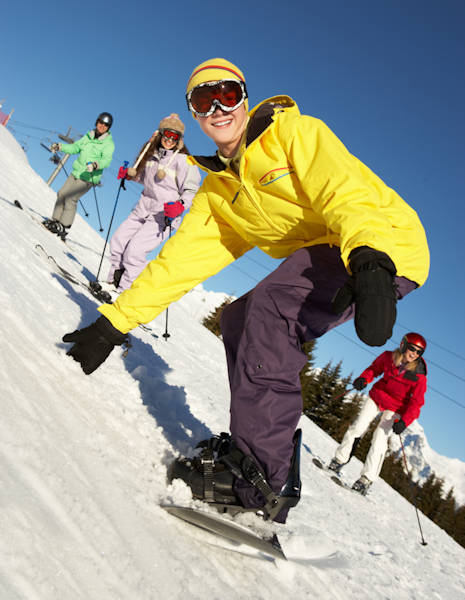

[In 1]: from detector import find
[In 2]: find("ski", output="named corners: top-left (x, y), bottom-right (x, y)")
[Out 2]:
top-left (34, 243), bottom-right (113, 304)
top-left (312, 457), bottom-right (360, 493)
top-left (13, 199), bottom-right (70, 242)
top-left (34, 244), bottom-right (160, 339)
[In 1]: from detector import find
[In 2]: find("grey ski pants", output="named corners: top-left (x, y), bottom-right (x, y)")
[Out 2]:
top-left (220, 244), bottom-right (417, 514)
top-left (52, 174), bottom-right (93, 227)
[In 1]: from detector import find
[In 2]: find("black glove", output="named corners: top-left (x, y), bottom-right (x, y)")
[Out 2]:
top-left (332, 246), bottom-right (397, 346)
top-left (353, 377), bottom-right (367, 391)
top-left (62, 316), bottom-right (127, 375)
top-left (392, 419), bottom-right (407, 435)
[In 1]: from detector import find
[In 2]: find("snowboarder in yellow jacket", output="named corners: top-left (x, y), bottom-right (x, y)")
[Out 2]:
top-left (63, 58), bottom-right (429, 523)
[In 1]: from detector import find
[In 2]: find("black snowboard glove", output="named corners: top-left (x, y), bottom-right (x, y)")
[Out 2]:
top-left (332, 246), bottom-right (397, 346)
top-left (353, 377), bottom-right (367, 391)
top-left (392, 419), bottom-right (407, 435)
top-left (62, 316), bottom-right (127, 375)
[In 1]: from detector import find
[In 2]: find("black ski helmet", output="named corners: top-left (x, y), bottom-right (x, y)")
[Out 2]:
top-left (96, 112), bottom-right (113, 129)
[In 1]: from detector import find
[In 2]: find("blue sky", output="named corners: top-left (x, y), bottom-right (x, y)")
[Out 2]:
top-left (3, 1), bottom-right (465, 464)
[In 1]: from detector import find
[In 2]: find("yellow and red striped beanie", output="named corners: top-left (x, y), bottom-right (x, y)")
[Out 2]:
top-left (186, 58), bottom-right (246, 94)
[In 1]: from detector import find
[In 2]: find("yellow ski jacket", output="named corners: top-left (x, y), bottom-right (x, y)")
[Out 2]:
top-left (100, 96), bottom-right (429, 333)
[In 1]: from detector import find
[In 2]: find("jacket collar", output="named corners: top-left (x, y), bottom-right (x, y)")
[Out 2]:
top-left (192, 95), bottom-right (296, 172)
top-left (90, 129), bottom-right (110, 141)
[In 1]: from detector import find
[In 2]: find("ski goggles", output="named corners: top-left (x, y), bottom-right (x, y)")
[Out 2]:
top-left (406, 343), bottom-right (423, 355)
top-left (161, 129), bottom-right (182, 142)
top-left (186, 79), bottom-right (248, 117)
top-left (97, 118), bottom-right (110, 127)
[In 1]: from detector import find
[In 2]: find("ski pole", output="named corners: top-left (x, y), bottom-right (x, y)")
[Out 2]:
top-left (91, 182), bottom-right (104, 232)
top-left (162, 218), bottom-right (173, 341)
top-left (93, 163), bottom-right (129, 283)
top-left (79, 198), bottom-right (89, 218)
top-left (399, 433), bottom-right (428, 546)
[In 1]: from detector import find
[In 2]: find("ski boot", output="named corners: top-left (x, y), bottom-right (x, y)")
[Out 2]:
top-left (43, 219), bottom-right (69, 241)
top-left (43, 218), bottom-right (60, 232)
top-left (328, 458), bottom-right (344, 475)
top-left (351, 475), bottom-right (372, 495)
top-left (168, 429), bottom-right (302, 522)
top-left (113, 268), bottom-right (125, 289)
top-left (54, 222), bottom-right (69, 241)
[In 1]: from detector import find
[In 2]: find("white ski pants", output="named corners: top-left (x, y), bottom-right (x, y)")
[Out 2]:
top-left (334, 397), bottom-right (399, 482)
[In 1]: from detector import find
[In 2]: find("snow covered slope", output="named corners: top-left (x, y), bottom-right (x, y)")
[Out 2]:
top-left (1, 125), bottom-right (464, 599)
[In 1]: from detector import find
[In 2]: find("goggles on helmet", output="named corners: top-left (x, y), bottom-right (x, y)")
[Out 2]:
top-left (186, 79), bottom-right (247, 117)
top-left (161, 129), bottom-right (181, 141)
top-left (97, 118), bottom-right (110, 127)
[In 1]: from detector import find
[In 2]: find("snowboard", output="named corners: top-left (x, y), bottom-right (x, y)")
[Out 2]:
top-left (161, 503), bottom-right (347, 566)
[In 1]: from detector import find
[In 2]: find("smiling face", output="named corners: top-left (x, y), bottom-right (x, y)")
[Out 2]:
top-left (161, 135), bottom-right (177, 150)
top-left (403, 345), bottom-right (422, 363)
top-left (96, 121), bottom-right (109, 135)
top-left (197, 103), bottom-right (248, 157)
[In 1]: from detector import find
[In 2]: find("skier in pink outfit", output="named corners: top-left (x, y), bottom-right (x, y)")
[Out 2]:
top-left (107, 114), bottom-right (200, 291)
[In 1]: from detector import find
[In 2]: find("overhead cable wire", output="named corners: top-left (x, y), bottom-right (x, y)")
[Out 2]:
top-left (9, 119), bottom-right (58, 134)
top-left (234, 258), bottom-right (465, 368)
top-left (332, 330), bottom-right (465, 409)
top-left (396, 322), bottom-right (465, 362)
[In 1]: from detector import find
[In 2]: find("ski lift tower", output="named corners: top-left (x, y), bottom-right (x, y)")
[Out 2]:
top-left (46, 128), bottom-right (75, 186)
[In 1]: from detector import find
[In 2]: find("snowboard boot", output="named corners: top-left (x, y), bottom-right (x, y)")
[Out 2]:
top-left (328, 458), bottom-right (344, 474)
top-left (168, 429), bottom-right (302, 522)
top-left (168, 432), bottom-right (239, 505)
top-left (351, 475), bottom-right (372, 495)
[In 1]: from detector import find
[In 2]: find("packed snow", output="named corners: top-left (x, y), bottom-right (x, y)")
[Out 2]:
top-left (1, 125), bottom-right (464, 599)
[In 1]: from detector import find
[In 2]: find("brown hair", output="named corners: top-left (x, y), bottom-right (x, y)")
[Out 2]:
top-left (132, 132), bottom-right (190, 178)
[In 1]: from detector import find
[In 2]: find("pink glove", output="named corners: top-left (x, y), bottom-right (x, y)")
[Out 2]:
top-left (164, 201), bottom-right (184, 219)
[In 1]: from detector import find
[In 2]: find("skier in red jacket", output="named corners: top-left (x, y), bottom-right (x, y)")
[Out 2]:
top-left (328, 332), bottom-right (428, 494)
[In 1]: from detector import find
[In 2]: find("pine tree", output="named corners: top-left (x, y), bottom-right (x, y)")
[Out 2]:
top-left (416, 473), bottom-right (445, 521)
top-left (202, 297), bottom-right (233, 337)
top-left (435, 488), bottom-right (457, 534)
top-left (452, 505), bottom-right (465, 547)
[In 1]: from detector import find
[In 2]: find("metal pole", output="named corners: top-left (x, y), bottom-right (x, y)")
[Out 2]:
top-left (91, 183), bottom-right (104, 231)
top-left (46, 153), bottom-right (71, 185)
top-left (46, 128), bottom-right (75, 186)
top-left (93, 177), bottom-right (126, 282)
top-left (162, 222), bottom-right (173, 341)
top-left (399, 435), bottom-right (428, 546)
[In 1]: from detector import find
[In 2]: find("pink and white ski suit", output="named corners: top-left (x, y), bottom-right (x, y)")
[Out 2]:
top-left (108, 149), bottom-right (200, 290)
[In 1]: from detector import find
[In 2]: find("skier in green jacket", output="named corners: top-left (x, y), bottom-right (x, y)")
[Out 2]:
top-left (44, 112), bottom-right (115, 240)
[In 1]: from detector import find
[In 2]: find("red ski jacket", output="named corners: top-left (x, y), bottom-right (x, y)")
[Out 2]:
top-left (359, 351), bottom-right (427, 426)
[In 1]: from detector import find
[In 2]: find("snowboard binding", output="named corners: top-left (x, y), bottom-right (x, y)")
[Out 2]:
top-left (168, 429), bottom-right (302, 522)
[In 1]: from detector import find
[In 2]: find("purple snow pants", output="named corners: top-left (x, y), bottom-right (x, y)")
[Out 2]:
top-left (220, 245), bottom-right (417, 517)
top-left (108, 212), bottom-right (179, 291)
